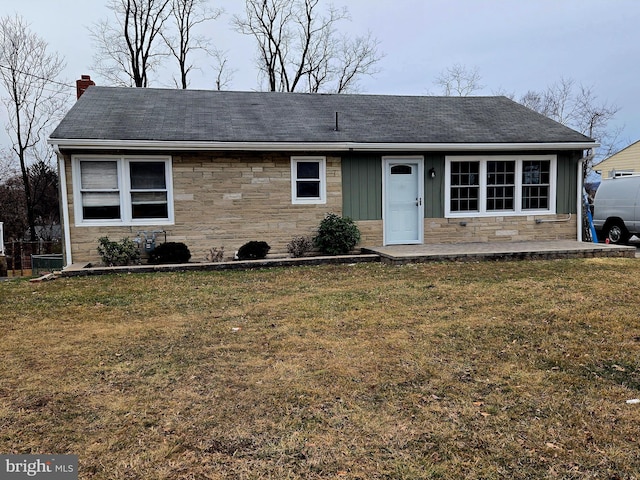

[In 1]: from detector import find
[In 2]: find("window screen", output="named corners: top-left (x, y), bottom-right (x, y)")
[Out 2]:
top-left (80, 161), bottom-right (121, 219)
top-left (130, 162), bottom-right (168, 218)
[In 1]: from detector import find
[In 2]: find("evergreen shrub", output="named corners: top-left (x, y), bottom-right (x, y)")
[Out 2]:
top-left (313, 213), bottom-right (361, 255)
top-left (97, 237), bottom-right (141, 266)
top-left (148, 242), bottom-right (192, 264)
top-left (237, 241), bottom-right (271, 260)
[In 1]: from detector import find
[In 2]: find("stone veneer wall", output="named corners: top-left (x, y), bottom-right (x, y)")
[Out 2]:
top-left (65, 152), bottom-right (343, 264)
top-left (356, 215), bottom-right (577, 247)
top-left (64, 152), bottom-right (578, 265)
top-left (422, 215), bottom-right (577, 243)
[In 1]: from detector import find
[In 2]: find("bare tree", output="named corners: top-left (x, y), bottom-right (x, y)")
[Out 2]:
top-left (0, 148), bottom-right (18, 182)
top-left (333, 32), bottom-right (380, 94)
top-left (0, 174), bottom-right (27, 242)
top-left (517, 77), bottom-right (621, 241)
top-left (0, 159), bottom-right (59, 242)
top-left (91, 0), bottom-right (172, 87)
top-left (0, 14), bottom-right (67, 242)
top-left (518, 78), bottom-right (621, 164)
top-left (28, 159), bottom-right (60, 240)
top-left (519, 78), bottom-right (576, 125)
top-left (163, 0), bottom-right (222, 89)
top-left (573, 84), bottom-right (622, 160)
top-left (233, 0), bottom-right (382, 93)
top-left (435, 64), bottom-right (484, 96)
top-left (212, 49), bottom-right (234, 90)
top-left (494, 77), bottom-right (621, 167)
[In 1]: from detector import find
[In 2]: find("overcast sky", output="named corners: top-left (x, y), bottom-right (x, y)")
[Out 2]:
top-left (1, 0), bottom-right (639, 158)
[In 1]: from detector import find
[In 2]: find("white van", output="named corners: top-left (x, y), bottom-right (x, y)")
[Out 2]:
top-left (592, 174), bottom-right (640, 244)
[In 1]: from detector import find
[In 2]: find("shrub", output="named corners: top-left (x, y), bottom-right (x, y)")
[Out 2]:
top-left (237, 241), bottom-right (270, 260)
top-left (287, 235), bottom-right (313, 258)
top-left (205, 247), bottom-right (225, 263)
top-left (148, 242), bottom-right (192, 264)
top-left (314, 213), bottom-right (361, 255)
top-left (97, 236), bottom-right (141, 266)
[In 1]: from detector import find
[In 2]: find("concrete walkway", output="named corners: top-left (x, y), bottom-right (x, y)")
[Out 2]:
top-left (362, 240), bottom-right (636, 264)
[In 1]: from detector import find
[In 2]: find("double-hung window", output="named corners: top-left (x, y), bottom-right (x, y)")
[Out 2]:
top-left (486, 160), bottom-right (515, 211)
top-left (129, 161), bottom-right (170, 219)
top-left (450, 161), bottom-right (479, 212)
top-left (522, 160), bottom-right (551, 210)
top-left (445, 155), bottom-right (556, 217)
top-left (79, 160), bottom-right (121, 220)
top-left (73, 156), bottom-right (174, 225)
top-left (291, 156), bottom-right (326, 204)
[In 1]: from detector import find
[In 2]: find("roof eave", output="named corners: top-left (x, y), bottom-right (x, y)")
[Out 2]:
top-left (47, 138), bottom-right (599, 152)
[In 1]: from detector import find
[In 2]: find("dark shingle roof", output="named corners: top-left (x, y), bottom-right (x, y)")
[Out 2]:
top-left (50, 86), bottom-right (594, 145)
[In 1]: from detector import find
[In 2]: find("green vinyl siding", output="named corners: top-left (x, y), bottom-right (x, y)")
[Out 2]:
top-left (556, 151), bottom-right (580, 214)
top-left (424, 155), bottom-right (444, 217)
top-left (342, 154), bottom-right (382, 220)
top-left (342, 153), bottom-right (445, 220)
top-left (341, 151), bottom-right (579, 220)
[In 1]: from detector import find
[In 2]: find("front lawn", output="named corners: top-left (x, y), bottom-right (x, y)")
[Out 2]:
top-left (1, 259), bottom-right (639, 479)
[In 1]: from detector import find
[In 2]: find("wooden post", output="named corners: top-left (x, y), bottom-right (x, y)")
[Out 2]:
top-left (9, 241), bottom-right (14, 276)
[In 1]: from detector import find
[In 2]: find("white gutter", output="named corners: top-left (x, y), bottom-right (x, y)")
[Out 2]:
top-left (48, 139), bottom-right (598, 152)
top-left (54, 146), bottom-right (73, 268)
top-left (48, 137), bottom-right (598, 251)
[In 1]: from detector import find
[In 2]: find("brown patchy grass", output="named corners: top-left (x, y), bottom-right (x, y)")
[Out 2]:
top-left (1, 259), bottom-right (640, 479)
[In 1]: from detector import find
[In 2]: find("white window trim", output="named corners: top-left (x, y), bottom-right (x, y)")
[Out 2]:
top-left (72, 155), bottom-right (174, 226)
top-left (444, 154), bottom-right (557, 218)
top-left (291, 156), bottom-right (326, 205)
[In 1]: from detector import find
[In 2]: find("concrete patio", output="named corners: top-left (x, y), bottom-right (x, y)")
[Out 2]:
top-left (362, 240), bottom-right (637, 265)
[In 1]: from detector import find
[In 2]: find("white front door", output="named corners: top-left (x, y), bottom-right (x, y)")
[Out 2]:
top-left (383, 157), bottom-right (424, 245)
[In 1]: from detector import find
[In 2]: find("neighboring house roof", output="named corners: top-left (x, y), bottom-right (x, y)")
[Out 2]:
top-left (49, 87), bottom-right (596, 151)
top-left (594, 139), bottom-right (640, 176)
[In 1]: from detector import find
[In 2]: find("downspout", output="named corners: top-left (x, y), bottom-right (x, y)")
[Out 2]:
top-left (54, 145), bottom-right (73, 268)
top-left (578, 145), bottom-right (599, 242)
top-left (577, 154), bottom-right (584, 242)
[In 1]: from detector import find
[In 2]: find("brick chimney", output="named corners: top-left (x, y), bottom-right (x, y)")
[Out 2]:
top-left (76, 75), bottom-right (95, 99)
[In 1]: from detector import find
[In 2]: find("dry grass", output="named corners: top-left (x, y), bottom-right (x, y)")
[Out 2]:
top-left (1, 259), bottom-right (640, 479)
